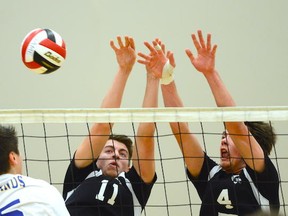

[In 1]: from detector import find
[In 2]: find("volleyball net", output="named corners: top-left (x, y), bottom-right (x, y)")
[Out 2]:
top-left (1, 106), bottom-right (287, 215)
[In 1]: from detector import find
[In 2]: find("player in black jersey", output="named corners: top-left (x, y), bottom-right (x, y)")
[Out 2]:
top-left (160, 30), bottom-right (280, 215)
top-left (63, 36), bottom-right (167, 216)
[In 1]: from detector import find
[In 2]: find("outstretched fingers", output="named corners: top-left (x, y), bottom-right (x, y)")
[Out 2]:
top-left (185, 48), bottom-right (194, 62)
top-left (110, 40), bottom-right (117, 51)
top-left (166, 51), bottom-right (176, 67)
top-left (155, 38), bottom-right (166, 54)
top-left (197, 30), bottom-right (206, 49)
top-left (129, 37), bottom-right (135, 50)
top-left (137, 52), bottom-right (151, 65)
top-left (110, 36), bottom-right (135, 51)
top-left (191, 34), bottom-right (201, 52)
top-left (211, 44), bottom-right (217, 57)
top-left (110, 36), bottom-right (126, 51)
top-left (144, 41), bottom-right (158, 55)
top-left (207, 34), bottom-right (211, 51)
top-left (124, 36), bottom-right (130, 47)
top-left (117, 36), bottom-right (125, 48)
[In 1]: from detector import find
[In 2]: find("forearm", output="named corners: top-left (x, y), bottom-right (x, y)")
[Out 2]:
top-left (205, 70), bottom-right (265, 170)
top-left (137, 76), bottom-right (159, 136)
top-left (161, 81), bottom-right (204, 177)
top-left (101, 67), bottom-right (131, 108)
top-left (133, 74), bottom-right (159, 183)
top-left (161, 81), bottom-right (184, 107)
top-left (161, 81), bottom-right (186, 131)
top-left (75, 68), bottom-right (131, 167)
top-left (204, 70), bottom-right (236, 107)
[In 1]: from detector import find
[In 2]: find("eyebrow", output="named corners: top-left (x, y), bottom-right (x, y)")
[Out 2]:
top-left (222, 131), bottom-right (228, 137)
top-left (104, 145), bottom-right (128, 154)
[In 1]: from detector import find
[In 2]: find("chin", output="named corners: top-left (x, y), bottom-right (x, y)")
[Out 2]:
top-left (220, 161), bottom-right (232, 172)
top-left (107, 167), bottom-right (122, 178)
top-left (105, 171), bottom-right (118, 178)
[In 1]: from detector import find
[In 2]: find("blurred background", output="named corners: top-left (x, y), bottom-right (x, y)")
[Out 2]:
top-left (1, 0), bottom-right (288, 109)
top-left (1, 0), bottom-right (288, 215)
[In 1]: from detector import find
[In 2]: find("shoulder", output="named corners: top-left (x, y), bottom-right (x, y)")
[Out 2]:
top-left (187, 153), bottom-right (219, 181)
top-left (245, 154), bottom-right (278, 180)
top-left (18, 175), bottom-right (63, 197)
top-left (20, 175), bottom-right (51, 186)
top-left (123, 166), bottom-right (157, 185)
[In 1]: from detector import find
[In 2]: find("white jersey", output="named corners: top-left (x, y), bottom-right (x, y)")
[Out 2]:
top-left (0, 174), bottom-right (69, 216)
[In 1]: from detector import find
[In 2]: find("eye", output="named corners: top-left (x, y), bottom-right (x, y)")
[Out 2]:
top-left (106, 149), bottom-right (113, 154)
top-left (120, 152), bottom-right (128, 158)
top-left (222, 131), bottom-right (228, 139)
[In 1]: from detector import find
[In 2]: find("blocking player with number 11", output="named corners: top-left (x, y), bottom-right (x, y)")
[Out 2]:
top-left (63, 36), bottom-right (165, 215)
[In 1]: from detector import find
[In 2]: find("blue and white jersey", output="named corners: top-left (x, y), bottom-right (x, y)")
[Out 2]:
top-left (0, 174), bottom-right (69, 216)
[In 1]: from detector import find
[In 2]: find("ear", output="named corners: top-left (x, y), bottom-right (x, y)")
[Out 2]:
top-left (8, 152), bottom-right (17, 165)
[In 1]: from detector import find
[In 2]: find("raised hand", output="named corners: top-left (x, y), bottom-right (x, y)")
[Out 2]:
top-left (137, 39), bottom-right (169, 78)
top-left (155, 38), bottom-right (176, 68)
top-left (185, 30), bottom-right (217, 75)
top-left (110, 36), bottom-right (136, 73)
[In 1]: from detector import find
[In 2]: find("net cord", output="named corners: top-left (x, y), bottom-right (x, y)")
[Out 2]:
top-left (0, 106), bottom-right (288, 124)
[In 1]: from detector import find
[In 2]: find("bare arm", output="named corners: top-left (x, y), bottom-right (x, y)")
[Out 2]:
top-left (134, 39), bottom-right (165, 183)
top-left (75, 36), bottom-right (136, 168)
top-left (161, 81), bottom-right (205, 177)
top-left (151, 41), bottom-right (204, 177)
top-left (186, 30), bottom-right (264, 172)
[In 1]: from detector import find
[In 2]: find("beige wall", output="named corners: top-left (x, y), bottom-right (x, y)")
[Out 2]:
top-left (1, 0), bottom-right (288, 215)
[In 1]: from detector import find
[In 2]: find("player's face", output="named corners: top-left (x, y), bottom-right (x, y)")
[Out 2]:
top-left (220, 131), bottom-right (245, 174)
top-left (97, 139), bottom-right (130, 178)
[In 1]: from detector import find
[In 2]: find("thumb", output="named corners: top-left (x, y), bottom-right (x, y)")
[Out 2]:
top-left (185, 49), bottom-right (194, 62)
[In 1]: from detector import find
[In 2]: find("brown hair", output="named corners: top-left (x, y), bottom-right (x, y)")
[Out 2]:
top-left (244, 121), bottom-right (276, 155)
top-left (0, 125), bottom-right (19, 174)
top-left (108, 134), bottom-right (133, 161)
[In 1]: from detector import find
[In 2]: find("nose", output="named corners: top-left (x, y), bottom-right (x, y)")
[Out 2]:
top-left (112, 151), bottom-right (120, 160)
top-left (221, 137), bottom-right (227, 146)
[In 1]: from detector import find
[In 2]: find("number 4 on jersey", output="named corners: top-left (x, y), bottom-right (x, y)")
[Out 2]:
top-left (217, 189), bottom-right (233, 209)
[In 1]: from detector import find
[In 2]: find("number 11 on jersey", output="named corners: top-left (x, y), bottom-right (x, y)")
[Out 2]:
top-left (95, 180), bottom-right (119, 205)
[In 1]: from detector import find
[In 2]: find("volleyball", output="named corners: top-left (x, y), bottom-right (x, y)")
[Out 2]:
top-left (21, 28), bottom-right (66, 74)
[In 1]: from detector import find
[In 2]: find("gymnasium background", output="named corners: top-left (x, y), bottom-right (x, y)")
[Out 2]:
top-left (1, 0), bottom-right (288, 215)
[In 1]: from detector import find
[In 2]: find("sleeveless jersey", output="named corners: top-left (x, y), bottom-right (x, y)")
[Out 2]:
top-left (187, 153), bottom-right (279, 216)
top-left (0, 174), bottom-right (69, 216)
top-left (63, 159), bottom-right (156, 216)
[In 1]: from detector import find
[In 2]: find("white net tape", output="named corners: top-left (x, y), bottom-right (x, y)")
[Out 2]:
top-left (0, 106), bottom-right (288, 123)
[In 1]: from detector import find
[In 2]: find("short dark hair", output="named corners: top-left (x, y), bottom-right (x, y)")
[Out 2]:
top-left (0, 125), bottom-right (19, 174)
top-left (108, 134), bottom-right (133, 161)
top-left (244, 121), bottom-right (276, 155)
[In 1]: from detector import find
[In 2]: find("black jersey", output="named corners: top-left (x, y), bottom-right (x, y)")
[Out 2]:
top-left (63, 159), bottom-right (156, 216)
top-left (187, 153), bottom-right (279, 216)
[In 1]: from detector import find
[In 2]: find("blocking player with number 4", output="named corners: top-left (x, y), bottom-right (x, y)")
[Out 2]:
top-left (161, 30), bottom-right (280, 216)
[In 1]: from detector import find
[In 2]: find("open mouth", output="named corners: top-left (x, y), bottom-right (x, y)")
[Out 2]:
top-left (109, 161), bottom-right (118, 168)
top-left (221, 149), bottom-right (229, 160)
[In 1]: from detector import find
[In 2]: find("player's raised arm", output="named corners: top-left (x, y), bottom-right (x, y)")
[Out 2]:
top-left (75, 36), bottom-right (136, 169)
top-left (134, 39), bottom-right (168, 183)
top-left (186, 30), bottom-right (264, 172)
top-left (150, 40), bottom-right (205, 178)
